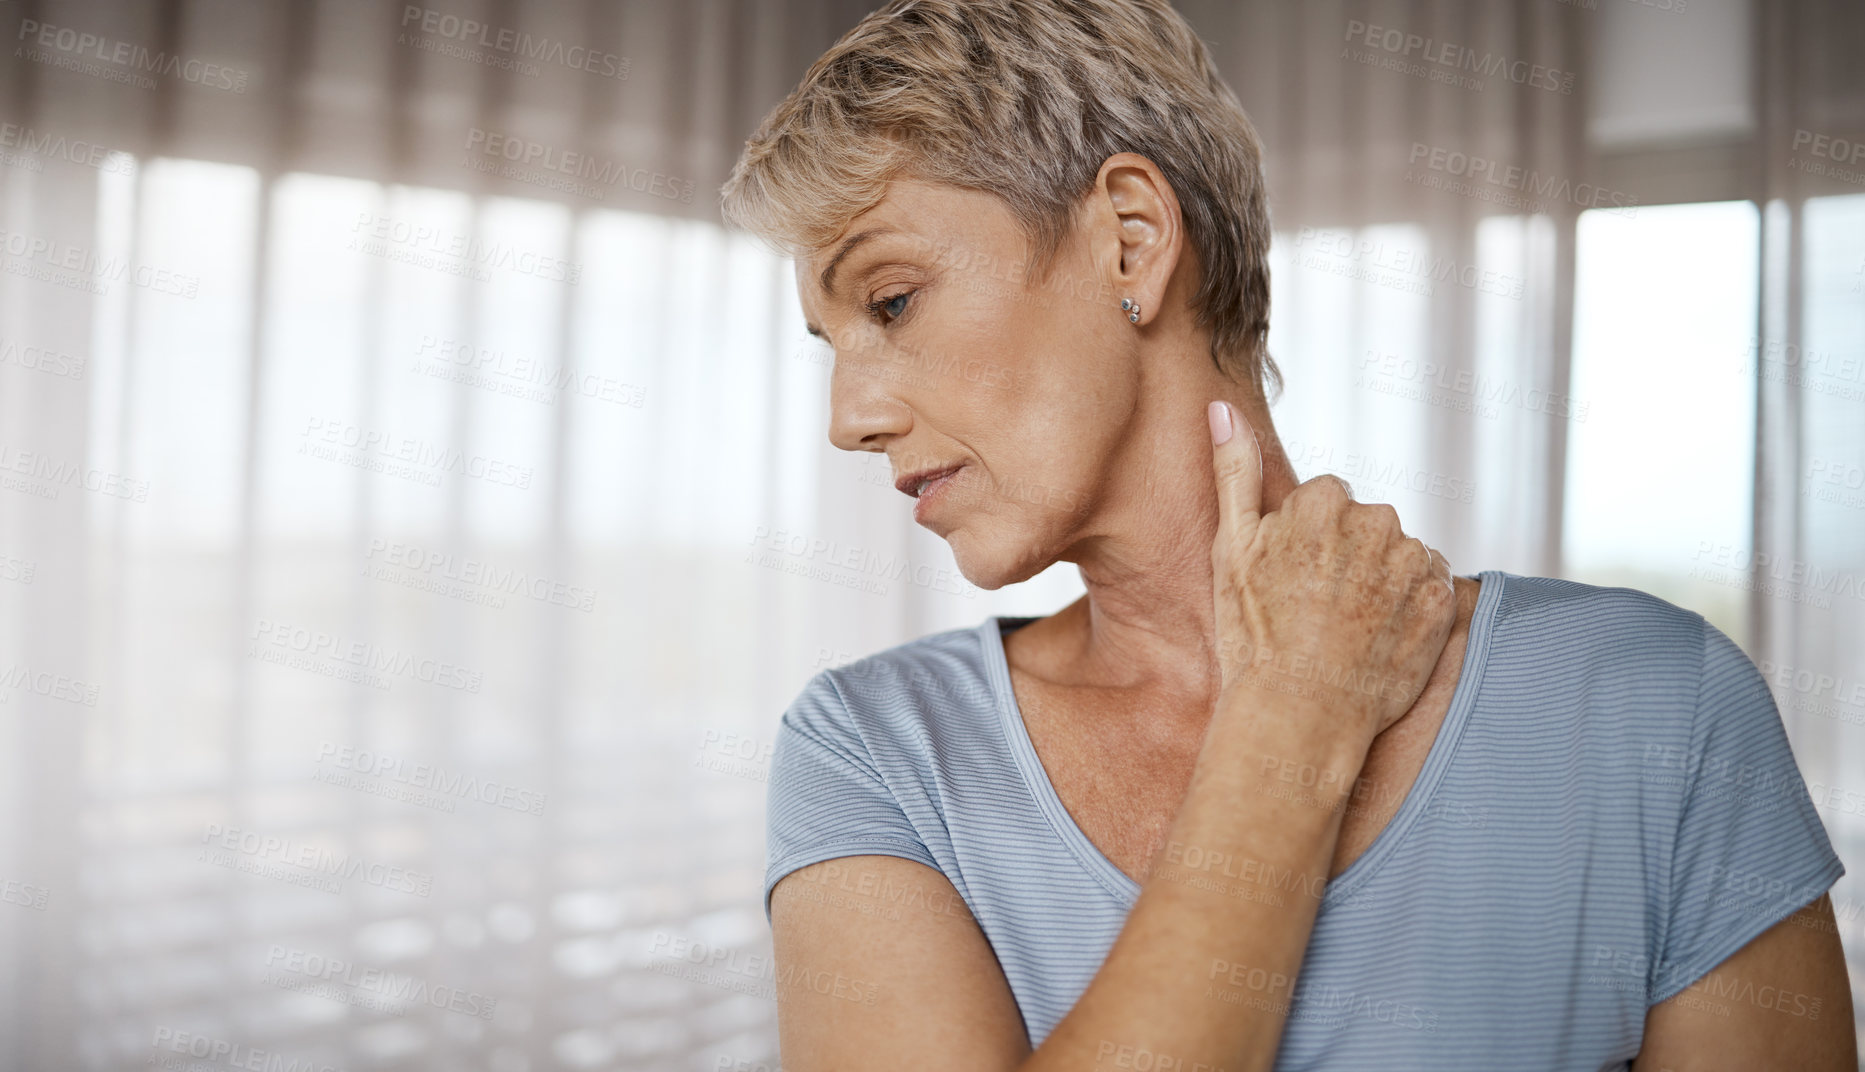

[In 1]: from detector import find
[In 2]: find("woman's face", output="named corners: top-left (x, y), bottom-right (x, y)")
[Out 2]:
top-left (795, 179), bottom-right (1147, 591)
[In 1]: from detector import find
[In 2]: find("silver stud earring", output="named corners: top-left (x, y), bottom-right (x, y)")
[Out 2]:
top-left (1121, 297), bottom-right (1141, 323)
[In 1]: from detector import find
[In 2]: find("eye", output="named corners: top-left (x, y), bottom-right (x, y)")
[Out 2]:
top-left (865, 289), bottom-right (913, 325)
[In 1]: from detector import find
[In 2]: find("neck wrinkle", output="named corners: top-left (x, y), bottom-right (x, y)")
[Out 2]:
top-left (1052, 379), bottom-right (1299, 704)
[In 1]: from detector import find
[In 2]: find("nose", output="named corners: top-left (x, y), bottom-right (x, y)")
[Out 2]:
top-left (826, 343), bottom-right (912, 453)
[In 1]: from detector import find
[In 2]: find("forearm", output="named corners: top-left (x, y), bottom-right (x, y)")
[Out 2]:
top-left (1024, 690), bottom-right (1374, 1072)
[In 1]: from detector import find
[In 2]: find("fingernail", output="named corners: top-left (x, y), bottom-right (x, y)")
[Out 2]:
top-left (1208, 400), bottom-right (1233, 445)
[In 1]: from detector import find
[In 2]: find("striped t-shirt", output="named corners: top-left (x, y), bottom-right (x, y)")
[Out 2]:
top-left (763, 571), bottom-right (1844, 1069)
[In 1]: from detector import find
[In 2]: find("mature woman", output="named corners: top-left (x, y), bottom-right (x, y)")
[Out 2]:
top-left (718, 1), bottom-right (1852, 1068)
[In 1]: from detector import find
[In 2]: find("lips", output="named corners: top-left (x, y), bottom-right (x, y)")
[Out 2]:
top-left (895, 463), bottom-right (964, 499)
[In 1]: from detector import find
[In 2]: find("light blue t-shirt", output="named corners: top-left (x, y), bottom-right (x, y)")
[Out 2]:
top-left (763, 572), bottom-right (1845, 1069)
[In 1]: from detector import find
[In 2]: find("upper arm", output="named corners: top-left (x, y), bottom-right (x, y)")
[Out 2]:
top-left (770, 854), bottom-right (1031, 1072)
top-left (1628, 615), bottom-right (1851, 1068)
top-left (1634, 892), bottom-right (1856, 1071)
top-left (762, 671), bottom-right (1027, 1066)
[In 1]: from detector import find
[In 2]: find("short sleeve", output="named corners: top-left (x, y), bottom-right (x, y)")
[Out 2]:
top-left (1647, 619), bottom-right (1846, 1004)
top-left (762, 670), bottom-right (939, 923)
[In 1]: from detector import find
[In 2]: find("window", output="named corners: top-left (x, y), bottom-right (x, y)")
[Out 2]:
top-left (1564, 200), bottom-right (1760, 644)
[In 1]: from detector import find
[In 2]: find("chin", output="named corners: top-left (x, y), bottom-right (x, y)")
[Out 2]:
top-left (943, 524), bottom-right (1064, 592)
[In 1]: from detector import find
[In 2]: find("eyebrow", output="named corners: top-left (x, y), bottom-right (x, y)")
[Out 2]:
top-left (805, 228), bottom-right (894, 339)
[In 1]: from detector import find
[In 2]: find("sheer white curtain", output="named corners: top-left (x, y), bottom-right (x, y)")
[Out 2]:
top-left (1, 2), bottom-right (1861, 1070)
top-left (1750, 0), bottom-right (1865, 1013)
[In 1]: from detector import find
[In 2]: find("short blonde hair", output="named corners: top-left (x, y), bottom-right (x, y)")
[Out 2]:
top-left (720, 0), bottom-right (1279, 394)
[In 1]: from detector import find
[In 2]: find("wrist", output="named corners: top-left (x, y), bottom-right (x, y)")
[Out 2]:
top-left (1205, 687), bottom-right (1378, 805)
top-left (1215, 642), bottom-right (1417, 742)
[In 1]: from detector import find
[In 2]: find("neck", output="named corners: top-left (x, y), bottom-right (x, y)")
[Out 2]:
top-left (1045, 358), bottom-right (1299, 700)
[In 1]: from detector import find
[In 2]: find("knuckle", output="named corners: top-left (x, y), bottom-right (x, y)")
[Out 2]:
top-left (1399, 537), bottom-right (1432, 574)
top-left (1300, 474), bottom-right (1346, 501)
top-left (1213, 451), bottom-right (1258, 487)
top-left (1293, 475), bottom-right (1351, 518)
top-left (1358, 502), bottom-right (1402, 534)
top-left (1414, 562), bottom-right (1457, 614)
top-left (1420, 567), bottom-right (1453, 598)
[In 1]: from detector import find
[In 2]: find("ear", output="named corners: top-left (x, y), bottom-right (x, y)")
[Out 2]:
top-left (1093, 152), bottom-right (1183, 328)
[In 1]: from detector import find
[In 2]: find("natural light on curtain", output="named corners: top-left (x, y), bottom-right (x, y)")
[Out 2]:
top-left (1564, 200), bottom-right (1759, 645)
top-left (1266, 218), bottom-right (1551, 574)
top-left (1270, 221), bottom-right (1434, 504)
top-left (71, 155), bottom-right (817, 1070)
top-left (1789, 190), bottom-right (1865, 975)
top-left (30, 150), bottom-right (1865, 1067)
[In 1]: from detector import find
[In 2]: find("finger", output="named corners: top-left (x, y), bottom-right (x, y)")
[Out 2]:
top-left (1208, 399), bottom-right (1263, 550)
top-left (1289, 473), bottom-right (1353, 514)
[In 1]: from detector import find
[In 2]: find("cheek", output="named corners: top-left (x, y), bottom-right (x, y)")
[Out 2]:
top-left (960, 416), bottom-right (1106, 524)
top-left (931, 280), bottom-right (1124, 509)
top-left (954, 296), bottom-right (1112, 411)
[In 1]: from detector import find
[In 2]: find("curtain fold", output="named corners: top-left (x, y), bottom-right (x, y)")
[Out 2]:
top-left (1751, 0), bottom-right (1865, 949)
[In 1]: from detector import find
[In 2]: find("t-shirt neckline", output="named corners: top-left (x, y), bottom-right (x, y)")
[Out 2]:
top-left (981, 570), bottom-right (1509, 908)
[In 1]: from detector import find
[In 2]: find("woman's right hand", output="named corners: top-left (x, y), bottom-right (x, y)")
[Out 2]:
top-left (1206, 400), bottom-right (1457, 744)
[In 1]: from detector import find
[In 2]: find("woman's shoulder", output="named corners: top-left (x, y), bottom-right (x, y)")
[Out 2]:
top-left (779, 617), bottom-right (1005, 755)
top-left (1461, 575), bottom-right (1817, 838)
top-left (1488, 571), bottom-right (1705, 631)
top-left (1483, 571), bottom-right (1715, 668)
top-left (1474, 571), bottom-right (1765, 727)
